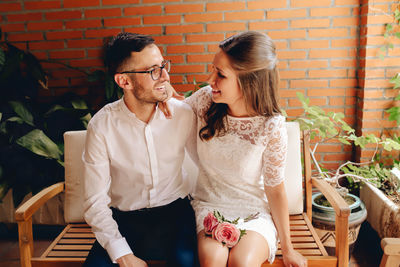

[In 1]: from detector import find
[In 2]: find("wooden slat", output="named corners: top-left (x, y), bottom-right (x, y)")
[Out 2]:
top-left (303, 213), bottom-right (329, 256)
top-left (289, 225), bottom-right (309, 230)
top-left (278, 243), bottom-right (318, 249)
top-left (262, 256), bottom-right (337, 267)
top-left (69, 223), bottom-right (90, 228)
top-left (63, 233), bottom-right (96, 238)
top-left (48, 251), bottom-right (89, 257)
top-left (58, 238), bottom-right (95, 244)
top-left (32, 257), bottom-right (84, 267)
top-left (276, 249), bottom-right (322, 256)
top-left (67, 228), bottom-right (93, 233)
top-left (54, 245), bottom-right (93, 250)
top-left (40, 225), bottom-right (72, 258)
top-left (290, 230), bottom-right (311, 236)
top-left (289, 214), bottom-right (304, 220)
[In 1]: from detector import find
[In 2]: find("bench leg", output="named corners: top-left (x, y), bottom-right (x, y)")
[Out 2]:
top-left (18, 218), bottom-right (33, 267)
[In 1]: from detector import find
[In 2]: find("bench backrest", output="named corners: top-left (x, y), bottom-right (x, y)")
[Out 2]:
top-left (63, 122), bottom-right (303, 223)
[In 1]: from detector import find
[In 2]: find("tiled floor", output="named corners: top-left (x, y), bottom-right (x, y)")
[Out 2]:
top-left (0, 221), bottom-right (383, 267)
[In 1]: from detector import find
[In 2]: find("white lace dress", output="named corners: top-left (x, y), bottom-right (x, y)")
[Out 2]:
top-left (185, 86), bottom-right (288, 263)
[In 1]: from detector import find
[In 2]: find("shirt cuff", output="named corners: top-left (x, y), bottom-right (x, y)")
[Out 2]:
top-left (105, 237), bottom-right (133, 263)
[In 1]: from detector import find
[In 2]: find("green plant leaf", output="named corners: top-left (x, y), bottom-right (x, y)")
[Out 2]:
top-left (389, 73), bottom-right (400, 89)
top-left (0, 47), bottom-right (5, 69)
top-left (8, 101), bottom-right (34, 126)
top-left (87, 69), bottom-right (105, 82)
top-left (16, 129), bottom-right (62, 160)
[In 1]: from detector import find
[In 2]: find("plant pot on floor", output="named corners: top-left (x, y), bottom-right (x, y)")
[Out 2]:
top-left (311, 192), bottom-right (367, 257)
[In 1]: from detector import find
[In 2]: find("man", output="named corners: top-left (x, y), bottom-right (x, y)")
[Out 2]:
top-left (83, 32), bottom-right (198, 267)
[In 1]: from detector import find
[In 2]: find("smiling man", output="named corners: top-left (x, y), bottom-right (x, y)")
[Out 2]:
top-left (82, 32), bottom-right (198, 267)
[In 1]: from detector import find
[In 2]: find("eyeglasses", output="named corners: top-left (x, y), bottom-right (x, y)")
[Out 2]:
top-left (118, 60), bottom-right (171, 81)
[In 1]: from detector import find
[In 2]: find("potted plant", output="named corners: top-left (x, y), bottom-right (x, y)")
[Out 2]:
top-left (0, 28), bottom-right (92, 224)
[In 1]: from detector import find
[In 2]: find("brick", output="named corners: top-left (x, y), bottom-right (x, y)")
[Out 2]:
top-left (332, 38), bottom-right (357, 48)
top-left (50, 50), bottom-right (85, 59)
top-left (308, 28), bottom-right (348, 38)
top-left (207, 22), bottom-right (246, 32)
top-left (48, 79), bottom-right (69, 88)
top-left (290, 79), bottom-right (329, 88)
top-left (247, 1), bottom-right (287, 9)
top-left (51, 69), bottom-right (86, 78)
top-left (143, 15), bottom-right (180, 24)
top-left (331, 79), bottom-right (357, 87)
top-left (27, 21), bottom-right (63, 31)
top-left (64, 0), bottom-right (100, 7)
top-left (47, 31), bottom-right (83, 40)
top-left (331, 59), bottom-right (356, 67)
top-left (85, 8), bottom-right (121, 18)
top-left (173, 84), bottom-right (196, 93)
top-left (87, 48), bottom-right (103, 58)
top-left (206, 2), bottom-right (245, 11)
top-left (7, 13), bottom-right (42, 22)
top-left (187, 54), bottom-right (215, 63)
top-left (308, 88), bottom-right (345, 96)
top-left (0, 2), bottom-right (21, 12)
top-left (280, 89), bottom-right (306, 98)
top-left (279, 70), bottom-right (306, 79)
top-left (267, 9), bottom-right (307, 19)
top-left (66, 20), bottom-right (102, 29)
top-left (225, 11), bottom-right (265, 21)
top-left (207, 44), bottom-right (219, 52)
top-left (125, 26), bottom-right (163, 34)
top-left (285, 109), bottom-right (304, 117)
top-left (25, 1), bottom-right (60, 10)
top-left (310, 7), bottom-right (352, 16)
top-left (169, 76), bottom-right (184, 84)
top-left (185, 13), bottom-right (222, 23)
top-left (1, 24), bottom-right (25, 32)
top-left (250, 21), bottom-right (288, 30)
top-left (309, 69), bottom-right (347, 78)
top-left (8, 33), bottom-right (43, 42)
top-left (364, 79), bottom-right (393, 89)
top-left (289, 60), bottom-right (328, 69)
top-left (291, 0), bottom-right (331, 7)
top-left (166, 4), bottom-right (203, 13)
top-left (153, 35), bottom-right (183, 44)
top-left (164, 55), bottom-right (184, 64)
top-left (85, 29), bottom-right (121, 38)
top-left (167, 45), bottom-right (204, 54)
top-left (290, 40), bottom-right (329, 49)
top-left (268, 30), bottom-right (306, 39)
top-left (362, 90), bottom-right (384, 98)
top-left (103, 0), bottom-right (139, 5)
top-left (170, 65), bottom-right (204, 74)
top-left (324, 154), bottom-right (350, 162)
top-left (367, 14), bottom-right (394, 25)
top-left (363, 99), bottom-right (392, 109)
top-left (125, 5), bottom-right (162, 15)
top-left (30, 41), bottom-right (64, 50)
top-left (309, 49), bottom-right (348, 58)
top-left (69, 59), bottom-right (103, 67)
top-left (365, 58), bottom-right (400, 68)
top-left (166, 24), bottom-right (203, 34)
top-left (276, 50), bottom-right (306, 59)
top-left (317, 144), bottom-right (343, 153)
top-left (187, 74), bottom-right (209, 83)
top-left (68, 39), bottom-right (103, 48)
top-left (335, 0), bottom-right (360, 6)
top-left (186, 33), bottom-right (224, 43)
top-left (362, 69), bottom-right (385, 78)
top-left (46, 11), bottom-right (82, 20)
top-left (329, 97), bottom-right (345, 106)
top-left (291, 19), bottom-right (330, 28)
top-left (333, 17), bottom-right (358, 27)
top-left (104, 18), bottom-right (140, 27)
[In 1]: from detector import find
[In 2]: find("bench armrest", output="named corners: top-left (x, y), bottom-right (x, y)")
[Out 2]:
top-left (311, 177), bottom-right (350, 267)
top-left (15, 182), bottom-right (65, 222)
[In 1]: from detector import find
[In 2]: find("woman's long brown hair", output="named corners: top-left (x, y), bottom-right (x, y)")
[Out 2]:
top-left (200, 31), bottom-right (281, 141)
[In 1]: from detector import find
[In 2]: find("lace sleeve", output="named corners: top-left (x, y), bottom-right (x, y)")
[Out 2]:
top-left (184, 85), bottom-right (212, 117)
top-left (262, 115), bottom-right (288, 187)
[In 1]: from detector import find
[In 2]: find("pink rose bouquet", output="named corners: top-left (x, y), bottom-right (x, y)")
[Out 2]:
top-left (202, 210), bottom-right (259, 248)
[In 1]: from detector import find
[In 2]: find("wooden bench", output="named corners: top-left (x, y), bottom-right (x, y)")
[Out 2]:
top-left (16, 122), bottom-right (350, 267)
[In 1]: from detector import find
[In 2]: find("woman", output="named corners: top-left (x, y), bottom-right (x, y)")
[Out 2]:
top-left (185, 31), bottom-right (307, 267)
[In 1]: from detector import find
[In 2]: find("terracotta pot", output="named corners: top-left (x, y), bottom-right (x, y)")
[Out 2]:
top-left (311, 192), bottom-right (367, 256)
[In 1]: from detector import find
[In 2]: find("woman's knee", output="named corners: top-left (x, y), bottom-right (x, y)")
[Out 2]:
top-left (197, 234), bottom-right (228, 267)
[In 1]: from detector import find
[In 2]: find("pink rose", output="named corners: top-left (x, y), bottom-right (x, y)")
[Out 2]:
top-left (203, 212), bottom-right (219, 235)
top-left (212, 222), bottom-right (241, 248)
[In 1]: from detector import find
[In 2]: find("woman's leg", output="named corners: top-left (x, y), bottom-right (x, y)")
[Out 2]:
top-left (197, 230), bottom-right (229, 267)
top-left (228, 230), bottom-right (269, 267)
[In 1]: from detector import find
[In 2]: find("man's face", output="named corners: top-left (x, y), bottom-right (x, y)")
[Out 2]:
top-left (123, 44), bottom-right (170, 104)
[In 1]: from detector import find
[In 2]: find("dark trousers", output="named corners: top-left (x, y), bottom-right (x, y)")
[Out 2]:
top-left (83, 197), bottom-right (198, 267)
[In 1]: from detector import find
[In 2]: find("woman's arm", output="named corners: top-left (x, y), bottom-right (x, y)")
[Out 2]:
top-left (265, 183), bottom-right (307, 267)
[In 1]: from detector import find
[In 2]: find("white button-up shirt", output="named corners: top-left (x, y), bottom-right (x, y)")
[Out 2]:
top-left (83, 98), bottom-right (196, 261)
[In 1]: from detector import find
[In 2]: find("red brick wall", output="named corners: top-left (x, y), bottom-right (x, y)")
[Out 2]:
top-left (1, 0), bottom-right (398, 168)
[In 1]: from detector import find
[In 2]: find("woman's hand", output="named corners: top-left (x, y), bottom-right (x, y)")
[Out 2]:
top-left (159, 82), bottom-right (184, 119)
top-left (282, 248), bottom-right (307, 267)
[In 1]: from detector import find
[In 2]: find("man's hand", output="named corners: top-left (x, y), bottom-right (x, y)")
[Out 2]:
top-left (159, 82), bottom-right (184, 119)
top-left (116, 253), bottom-right (148, 267)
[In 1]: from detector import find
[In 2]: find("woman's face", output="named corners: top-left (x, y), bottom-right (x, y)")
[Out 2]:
top-left (207, 49), bottom-right (244, 110)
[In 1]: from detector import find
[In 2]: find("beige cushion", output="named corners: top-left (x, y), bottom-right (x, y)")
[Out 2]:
top-left (63, 121), bottom-right (303, 222)
top-left (64, 130), bottom-right (87, 223)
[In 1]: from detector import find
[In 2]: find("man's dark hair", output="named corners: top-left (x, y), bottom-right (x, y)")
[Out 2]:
top-left (104, 32), bottom-right (155, 76)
